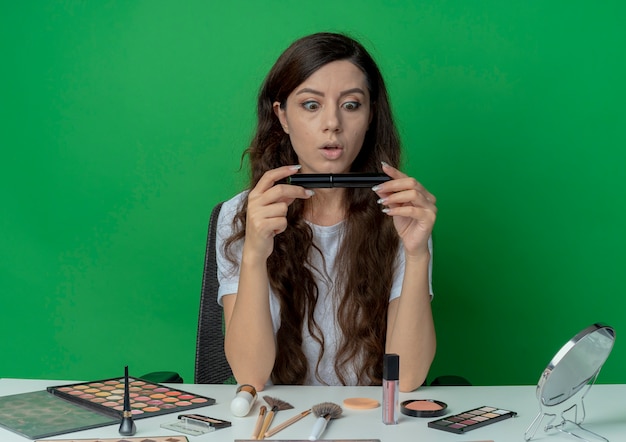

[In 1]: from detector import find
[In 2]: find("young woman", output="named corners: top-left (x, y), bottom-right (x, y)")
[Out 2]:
top-left (217, 32), bottom-right (436, 392)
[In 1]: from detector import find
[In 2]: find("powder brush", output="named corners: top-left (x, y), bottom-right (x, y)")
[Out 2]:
top-left (257, 395), bottom-right (294, 439)
top-left (308, 401), bottom-right (342, 440)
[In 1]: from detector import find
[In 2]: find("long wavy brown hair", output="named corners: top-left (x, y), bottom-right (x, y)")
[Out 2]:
top-left (225, 32), bottom-right (401, 385)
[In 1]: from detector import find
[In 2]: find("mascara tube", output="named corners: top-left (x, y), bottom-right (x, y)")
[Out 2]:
top-left (382, 353), bottom-right (399, 425)
top-left (279, 173), bottom-right (391, 188)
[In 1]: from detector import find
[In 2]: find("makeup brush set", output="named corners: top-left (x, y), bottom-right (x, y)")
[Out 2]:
top-left (249, 396), bottom-right (343, 440)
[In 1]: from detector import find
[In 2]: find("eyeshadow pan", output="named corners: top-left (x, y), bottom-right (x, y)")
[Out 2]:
top-left (428, 405), bottom-right (517, 434)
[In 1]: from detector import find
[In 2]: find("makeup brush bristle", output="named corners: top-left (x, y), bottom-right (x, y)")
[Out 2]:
top-left (262, 395), bottom-right (294, 411)
top-left (311, 401), bottom-right (342, 419)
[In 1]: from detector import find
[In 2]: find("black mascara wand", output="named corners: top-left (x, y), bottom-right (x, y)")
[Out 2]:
top-left (118, 365), bottom-right (136, 436)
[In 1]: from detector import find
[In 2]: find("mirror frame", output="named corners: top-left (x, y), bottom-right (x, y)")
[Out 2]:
top-left (525, 323), bottom-right (616, 442)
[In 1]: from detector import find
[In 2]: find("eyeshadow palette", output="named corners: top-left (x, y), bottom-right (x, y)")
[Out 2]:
top-left (47, 377), bottom-right (215, 420)
top-left (427, 405), bottom-right (517, 434)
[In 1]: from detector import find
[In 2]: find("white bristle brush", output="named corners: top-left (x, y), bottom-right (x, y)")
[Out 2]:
top-left (308, 401), bottom-right (342, 441)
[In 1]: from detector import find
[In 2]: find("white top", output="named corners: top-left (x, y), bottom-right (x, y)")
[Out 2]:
top-left (216, 191), bottom-right (433, 386)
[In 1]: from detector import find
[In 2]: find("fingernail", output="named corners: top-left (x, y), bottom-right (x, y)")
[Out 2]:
top-left (305, 190), bottom-right (315, 197)
top-left (382, 208), bottom-right (391, 213)
top-left (289, 164), bottom-right (302, 170)
top-left (381, 161), bottom-right (390, 168)
top-left (377, 198), bottom-right (387, 204)
top-left (372, 185), bottom-right (382, 192)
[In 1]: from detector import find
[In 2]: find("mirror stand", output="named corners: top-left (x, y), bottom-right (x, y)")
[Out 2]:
top-left (525, 370), bottom-right (608, 442)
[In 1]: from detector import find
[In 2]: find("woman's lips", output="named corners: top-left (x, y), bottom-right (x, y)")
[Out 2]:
top-left (320, 145), bottom-right (343, 160)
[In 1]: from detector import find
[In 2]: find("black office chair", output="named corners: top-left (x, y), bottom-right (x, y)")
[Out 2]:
top-left (194, 201), bottom-right (235, 384)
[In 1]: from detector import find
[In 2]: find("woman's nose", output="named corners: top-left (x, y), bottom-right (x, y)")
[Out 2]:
top-left (322, 106), bottom-right (341, 132)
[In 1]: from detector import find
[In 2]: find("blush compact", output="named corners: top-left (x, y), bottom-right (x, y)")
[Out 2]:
top-left (400, 399), bottom-right (448, 417)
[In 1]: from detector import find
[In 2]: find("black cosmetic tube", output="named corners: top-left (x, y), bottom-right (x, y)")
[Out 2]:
top-left (279, 173), bottom-right (391, 188)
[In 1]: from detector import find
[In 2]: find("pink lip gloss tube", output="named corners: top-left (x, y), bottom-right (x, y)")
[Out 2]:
top-left (383, 353), bottom-right (399, 425)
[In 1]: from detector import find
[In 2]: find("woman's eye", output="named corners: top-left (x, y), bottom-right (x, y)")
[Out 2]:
top-left (302, 101), bottom-right (320, 111)
top-left (343, 101), bottom-right (361, 111)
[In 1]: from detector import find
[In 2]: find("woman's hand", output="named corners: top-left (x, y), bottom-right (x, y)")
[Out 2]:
top-left (372, 162), bottom-right (437, 259)
top-left (244, 165), bottom-right (314, 261)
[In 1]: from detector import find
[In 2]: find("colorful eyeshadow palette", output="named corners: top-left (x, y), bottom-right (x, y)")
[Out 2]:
top-left (47, 377), bottom-right (215, 420)
top-left (427, 405), bottom-right (517, 434)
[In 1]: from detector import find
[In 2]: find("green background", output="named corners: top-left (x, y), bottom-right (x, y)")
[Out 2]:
top-left (1, 1), bottom-right (625, 386)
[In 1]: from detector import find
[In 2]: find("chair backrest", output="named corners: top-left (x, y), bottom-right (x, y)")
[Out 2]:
top-left (194, 201), bottom-right (235, 384)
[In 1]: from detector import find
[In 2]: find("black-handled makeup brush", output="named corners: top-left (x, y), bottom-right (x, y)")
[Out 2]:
top-left (118, 365), bottom-right (136, 436)
top-left (308, 401), bottom-right (342, 440)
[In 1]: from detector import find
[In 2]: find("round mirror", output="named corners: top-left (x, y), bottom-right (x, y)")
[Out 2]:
top-left (536, 323), bottom-right (615, 407)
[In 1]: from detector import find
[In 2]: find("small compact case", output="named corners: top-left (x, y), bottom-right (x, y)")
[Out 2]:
top-left (428, 405), bottom-right (517, 434)
top-left (400, 399), bottom-right (447, 418)
top-left (161, 414), bottom-right (231, 436)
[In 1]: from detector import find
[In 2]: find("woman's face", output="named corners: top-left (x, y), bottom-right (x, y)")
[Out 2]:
top-left (274, 60), bottom-right (372, 174)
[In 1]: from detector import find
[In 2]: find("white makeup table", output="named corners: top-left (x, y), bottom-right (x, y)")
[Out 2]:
top-left (1, 378), bottom-right (625, 441)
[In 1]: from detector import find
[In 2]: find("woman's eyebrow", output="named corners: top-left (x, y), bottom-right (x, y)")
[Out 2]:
top-left (295, 87), bottom-right (366, 97)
